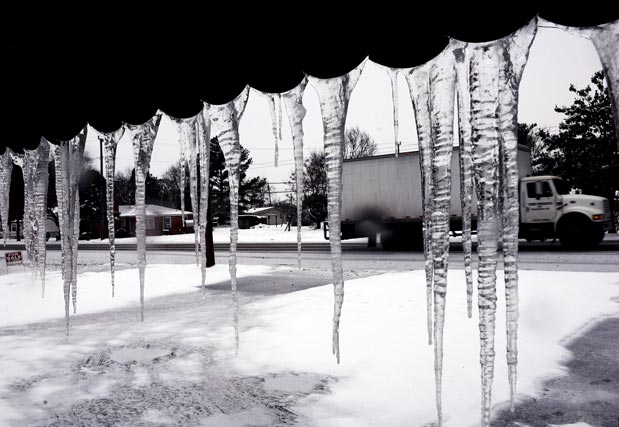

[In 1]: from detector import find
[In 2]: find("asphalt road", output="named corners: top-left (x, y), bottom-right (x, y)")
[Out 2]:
top-left (5, 238), bottom-right (619, 253)
top-left (29, 243), bottom-right (619, 274)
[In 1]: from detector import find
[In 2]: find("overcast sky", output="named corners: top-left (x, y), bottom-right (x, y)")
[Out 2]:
top-left (84, 26), bottom-right (603, 200)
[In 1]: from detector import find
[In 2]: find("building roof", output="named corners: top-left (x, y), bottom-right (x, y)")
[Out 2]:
top-left (244, 206), bottom-right (284, 215)
top-left (119, 204), bottom-right (192, 217)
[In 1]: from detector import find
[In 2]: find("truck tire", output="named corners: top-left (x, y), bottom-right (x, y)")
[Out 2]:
top-left (557, 214), bottom-right (602, 250)
top-left (380, 225), bottom-right (423, 251)
top-left (380, 231), bottom-right (402, 251)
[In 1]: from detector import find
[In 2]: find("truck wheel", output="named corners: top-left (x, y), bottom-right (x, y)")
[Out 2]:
top-left (558, 214), bottom-right (599, 250)
top-left (380, 232), bottom-right (401, 251)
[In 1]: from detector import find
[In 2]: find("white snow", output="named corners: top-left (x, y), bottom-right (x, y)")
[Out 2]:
top-left (0, 267), bottom-right (617, 426)
top-left (229, 270), bottom-right (619, 427)
top-left (0, 264), bottom-right (270, 328)
top-left (70, 224), bottom-right (353, 244)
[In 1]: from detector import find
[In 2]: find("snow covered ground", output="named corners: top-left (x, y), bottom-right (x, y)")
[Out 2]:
top-left (6, 229), bottom-right (619, 246)
top-left (99, 225), bottom-right (338, 244)
top-left (0, 265), bottom-right (618, 426)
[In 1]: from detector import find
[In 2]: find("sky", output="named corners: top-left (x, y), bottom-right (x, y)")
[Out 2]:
top-left (83, 26), bottom-right (603, 201)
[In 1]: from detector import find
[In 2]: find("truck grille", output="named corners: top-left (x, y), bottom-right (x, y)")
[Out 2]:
top-left (603, 199), bottom-right (610, 218)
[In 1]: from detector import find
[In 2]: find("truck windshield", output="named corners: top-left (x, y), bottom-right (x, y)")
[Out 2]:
top-left (552, 179), bottom-right (570, 195)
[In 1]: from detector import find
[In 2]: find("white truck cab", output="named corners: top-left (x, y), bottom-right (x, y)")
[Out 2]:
top-left (519, 175), bottom-right (611, 248)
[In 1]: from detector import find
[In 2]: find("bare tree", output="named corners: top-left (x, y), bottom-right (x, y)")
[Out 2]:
top-left (344, 127), bottom-right (377, 159)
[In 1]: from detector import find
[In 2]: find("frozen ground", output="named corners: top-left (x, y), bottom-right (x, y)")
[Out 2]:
top-left (0, 265), bottom-right (618, 426)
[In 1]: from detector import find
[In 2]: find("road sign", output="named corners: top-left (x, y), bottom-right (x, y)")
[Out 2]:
top-left (5, 251), bottom-right (23, 266)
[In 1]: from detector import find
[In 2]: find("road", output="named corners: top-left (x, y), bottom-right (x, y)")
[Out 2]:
top-left (30, 243), bottom-right (619, 275)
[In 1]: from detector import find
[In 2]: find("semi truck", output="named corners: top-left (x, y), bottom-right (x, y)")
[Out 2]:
top-left (336, 144), bottom-right (612, 250)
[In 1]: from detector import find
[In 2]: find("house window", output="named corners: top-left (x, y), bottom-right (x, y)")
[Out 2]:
top-left (146, 217), bottom-right (155, 230)
top-left (163, 216), bottom-right (172, 230)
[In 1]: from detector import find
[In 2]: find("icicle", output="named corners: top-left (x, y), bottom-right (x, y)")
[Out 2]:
top-left (50, 144), bottom-right (64, 273)
top-left (11, 153), bottom-right (34, 267)
top-left (0, 149), bottom-right (14, 246)
top-left (99, 127), bottom-right (125, 297)
top-left (17, 141), bottom-right (50, 288)
top-left (176, 116), bottom-right (200, 267)
top-left (405, 71), bottom-right (435, 347)
top-left (551, 20), bottom-right (619, 149)
top-left (28, 140), bottom-right (50, 295)
top-left (126, 114), bottom-right (162, 322)
top-left (206, 86), bottom-right (250, 354)
top-left (177, 124), bottom-right (186, 230)
top-left (234, 87), bottom-right (250, 121)
top-left (500, 21), bottom-right (537, 413)
top-left (406, 48), bottom-right (456, 427)
top-left (589, 21), bottom-right (619, 150)
top-left (50, 128), bottom-right (87, 334)
top-left (454, 48), bottom-right (475, 318)
top-left (308, 61), bottom-right (366, 364)
top-left (71, 190), bottom-right (79, 313)
top-left (196, 110), bottom-right (211, 289)
top-left (266, 93), bottom-right (282, 167)
top-left (454, 19), bottom-right (537, 426)
top-left (384, 67), bottom-right (402, 156)
top-left (283, 78), bottom-right (308, 269)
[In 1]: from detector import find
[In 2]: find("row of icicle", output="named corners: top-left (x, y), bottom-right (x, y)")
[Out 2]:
top-left (0, 17), bottom-right (617, 427)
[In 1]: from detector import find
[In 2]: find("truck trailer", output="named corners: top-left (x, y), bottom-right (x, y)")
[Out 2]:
top-left (337, 144), bottom-right (611, 249)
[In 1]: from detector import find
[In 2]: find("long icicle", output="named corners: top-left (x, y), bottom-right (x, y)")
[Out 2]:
top-left (50, 145), bottom-right (64, 286)
top-left (176, 116), bottom-right (200, 267)
top-left (309, 60), bottom-right (366, 363)
top-left (386, 68), bottom-right (401, 156)
top-left (266, 93), bottom-right (283, 167)
top-left (197, 109), bottom-right (211, 289)
top-left (0, 149), bottom-right (13, 247)
top-left (178, 125), bottom-right (186, 230)
top-left (283, 78), bottom-right (308, 269)
top-left (30, 139), bottom-right (50, 296)
top-left (12, 153), bottom-right (34, 268)
top-left (455, 18), bottom-right (537, 427)
top-left (207, 87), bottom-right (250, 354)
top-left (470, 41), bottom-right (502, 427)
top-left (406, 69), bottom-right (435, 346)
top-left (71, 188), bottom-right (79, 313)
top-left (454, 47), bottom-right (475, 318)
top-left (51, 128), bottom-right (87, 334)
top-left (23, 147), bottom-right (40, 278)
top-left (498, 20), bottom-right (537, 412)
top-left (126, 114), bottom-right (162, 322)
top-left (99, 127), bottom-right (125, 297)
top-left (406, 48), bottom-right (456, 427)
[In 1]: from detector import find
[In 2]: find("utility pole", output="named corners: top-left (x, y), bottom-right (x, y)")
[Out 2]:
top-left (99, 138), bottom-right (105, 240)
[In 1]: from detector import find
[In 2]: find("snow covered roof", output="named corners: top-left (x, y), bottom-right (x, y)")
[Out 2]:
top-left (245, 206), bottom-right (277, 215)
top-left (119, 205), bottom-right (191, 217)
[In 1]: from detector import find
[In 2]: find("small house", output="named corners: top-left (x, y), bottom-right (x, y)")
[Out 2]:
top-left (117, 205), bottom-right (192, 237)
top-left (244, 206), bottom-right (289, 226)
